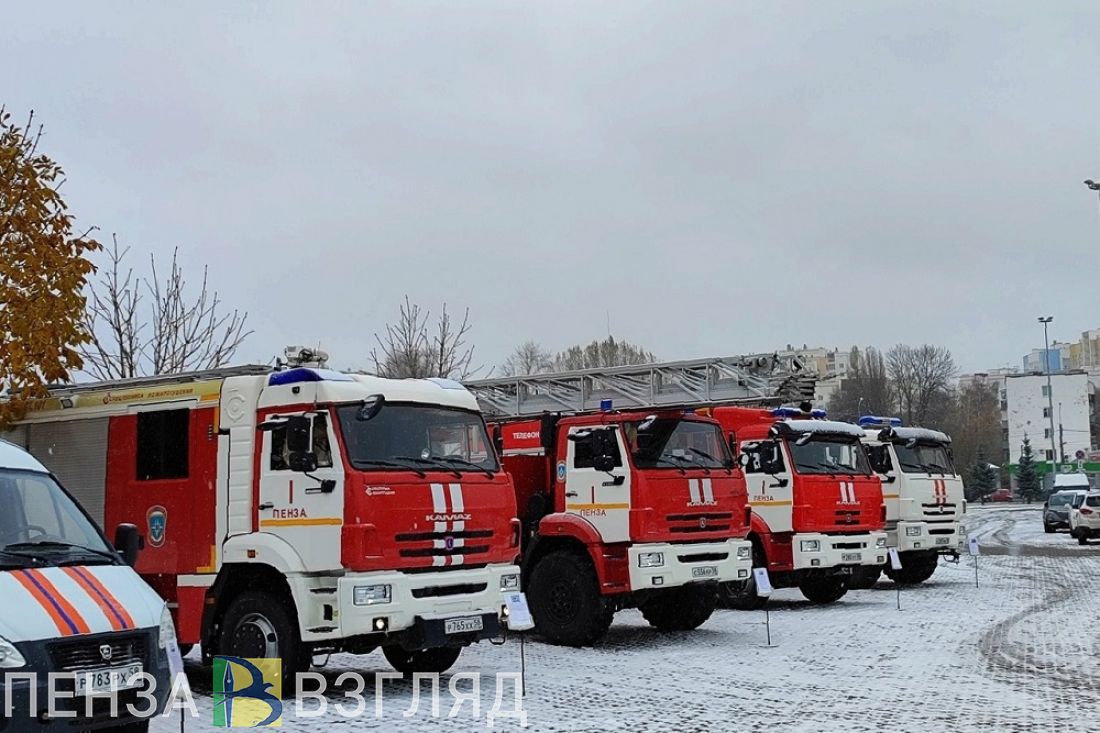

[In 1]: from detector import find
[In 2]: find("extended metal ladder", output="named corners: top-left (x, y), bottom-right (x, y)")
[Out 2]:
top-left (465, 354), bottom-right (817, 417)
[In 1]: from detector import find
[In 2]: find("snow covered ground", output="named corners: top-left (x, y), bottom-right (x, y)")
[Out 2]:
top-left (154, 505), bottom-right (1100, 732)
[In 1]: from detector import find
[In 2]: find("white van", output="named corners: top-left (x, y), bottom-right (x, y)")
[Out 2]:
top-left (0, 439), bottom-right (173, 732)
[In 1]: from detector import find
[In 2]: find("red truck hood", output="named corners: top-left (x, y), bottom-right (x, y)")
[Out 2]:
top-left (629, 469), bottom-right (750, 543)
top-left (792, 473), bottom-right (883, 534)
top-left (342, 470), bottom-right (519, 572)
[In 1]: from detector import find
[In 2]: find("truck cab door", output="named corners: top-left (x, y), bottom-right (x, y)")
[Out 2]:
top-left (564, 426), bottom-right (631, 543)
top-left (742, 440), bottom-right (793, 533)
top-left (257, 412), bottom-right (345, 571)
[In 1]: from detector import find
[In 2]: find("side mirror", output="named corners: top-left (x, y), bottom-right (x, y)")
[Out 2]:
top-left (357, 394), bottom-right (385, 421)
top-left (593, 454), bottom-right (617, 473)
top-left (113, 523), bottom-right (143, 567)
top-left (760, 443), bottom-right (784, 475)
top-left (285, 415), bottom-right (311, 453)
top-left (289, 452), bottom-right (319, 473)
top-left (727, 433), bottom-right (737, 458)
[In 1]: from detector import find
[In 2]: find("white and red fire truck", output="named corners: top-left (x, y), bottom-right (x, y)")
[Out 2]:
top-left (858, 416), bottom-right (965, 584)
top-left (466, 355), bottom-right (817, 644)
top-left (6, 360), bottom-right (521, 680)
top-left (706, 405), bottom-right (888, 605)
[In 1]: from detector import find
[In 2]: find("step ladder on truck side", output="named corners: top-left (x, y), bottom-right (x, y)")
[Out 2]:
top-left (464, 354), bottom-right (814, 643)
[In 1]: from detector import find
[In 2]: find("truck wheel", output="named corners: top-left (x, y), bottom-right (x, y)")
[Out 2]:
top-left (218, 591), bottom-right (310, 694)
top-left (640, 585), bottom-right (717, 631)
top-left (799, 577), bottom-right (848, 604)
top-left (847, 565), bottom-right (882, 590)
top-left (383, 645), bottom-right (462, 675)
top-left (719, 544), bottom-right (768, 610)
top-left (527, 549), bottom-right (613, 646)
top-left (888, 552), bottom-right (939, 585)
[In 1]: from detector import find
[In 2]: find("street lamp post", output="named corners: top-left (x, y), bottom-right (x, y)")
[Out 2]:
top-left (1038, 316), bottom-right (1058, 483)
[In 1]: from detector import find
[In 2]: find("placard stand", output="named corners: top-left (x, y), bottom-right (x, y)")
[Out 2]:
top-left (503, 592), bottom-right (535, 697)
top-left (888, 548), bottom-right (903, 611)
top-left (753, 568), bottom-right (778, 648)
top-left (165, 640), bottom-right (187, 732)
top-left (968, 536), bottom-right (980, 588)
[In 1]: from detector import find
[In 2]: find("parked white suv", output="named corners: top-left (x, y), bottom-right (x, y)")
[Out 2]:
top-left (1068, 491), bottom-right (1100, 545)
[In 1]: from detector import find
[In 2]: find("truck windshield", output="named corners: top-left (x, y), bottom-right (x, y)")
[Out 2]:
top-left (0, 470), bottom-right (113, 567)
top-left (336, 403), bottom-right (499, 473)
top-left (789, 437), bottom-right (871, 475)
top-left (627, 418), bottom-right (732, 470)
top-left (893, 442), bottom-right (955, 475)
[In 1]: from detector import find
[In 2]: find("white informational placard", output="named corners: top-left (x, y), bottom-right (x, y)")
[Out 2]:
top-left (165, 639), bottom-right (185, 679)
top-left (753, 567), bottom-right (773, 597)
top-left (967, 536), bottom-right (980, 557)
top-left (504, 592), bottom-right (535, 631)
top-left (888, 547), bottom-right (903, 571)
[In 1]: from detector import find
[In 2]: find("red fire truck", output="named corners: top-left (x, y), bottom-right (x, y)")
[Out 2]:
top-left (6, 359), bottom-right (521, 681)
top-left (490, 408), bottom-right (753, 645)
top-left (707, 405), bottom-right (888, 605)
top-left (466, 354), bottom-right (817, 644)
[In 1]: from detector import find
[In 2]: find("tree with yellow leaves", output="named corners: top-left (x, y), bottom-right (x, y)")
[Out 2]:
top-left (0, 108), bottom-right (100, 427)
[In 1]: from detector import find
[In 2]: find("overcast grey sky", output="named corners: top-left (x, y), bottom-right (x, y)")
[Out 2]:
top-left (5, 2), bottom-right (1099, 374)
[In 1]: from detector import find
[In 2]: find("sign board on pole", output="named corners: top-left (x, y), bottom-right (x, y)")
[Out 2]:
top-left (165, 639), bottom-right (185, 679)
top-left (504, 592), bottom-right (535, 631)
top-left (888, 547), bottom-right (902, 571)
top-left (967, 536), bottom-right (980, 556)
top-left (753, 567), bottom-right (774, 597)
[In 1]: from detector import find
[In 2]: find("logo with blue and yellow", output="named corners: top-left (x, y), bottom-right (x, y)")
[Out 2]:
top-left (212, 656), bottom-right (283, 727)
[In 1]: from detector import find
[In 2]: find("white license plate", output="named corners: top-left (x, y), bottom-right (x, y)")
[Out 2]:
top-left (444, 616), bottom-right (484, 635)
top-left (842, 553), bottom-right (862, 563)
top-left (691, 566), bottom-right (718, 579)
top-left (74, 664), bottom-right (143, 695)
top-left (935, 537), bottom-right (950, 546)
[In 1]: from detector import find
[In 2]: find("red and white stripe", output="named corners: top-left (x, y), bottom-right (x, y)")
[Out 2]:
top-left (430, 482), bottom-right (466, 567)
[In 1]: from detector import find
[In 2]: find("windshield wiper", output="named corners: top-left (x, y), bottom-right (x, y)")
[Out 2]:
top-left (0, 548), bottom-right (45, 567)
top-left (925, 463), bottom-right (949, 475)
top-left (687, 447), bottom-right (730, 472)
top-left (394, 456), bottom-right (461, 478)
top-left (428, 455), bottom-right (495, 478)
top-left (4, 541), bottom-right (118, 564)
top-left (353, 458), bottom-right (427, 478)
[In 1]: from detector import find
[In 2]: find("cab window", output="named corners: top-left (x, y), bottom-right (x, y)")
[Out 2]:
top-left (270, 414), bottom-right (333, 470)
top-left (572, 432), bottom-right (623, 469)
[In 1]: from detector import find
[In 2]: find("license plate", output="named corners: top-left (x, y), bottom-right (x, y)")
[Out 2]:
top-left (935, 537), bottom-right (950, 546)
top-left (691, 566), bottom-right (718, 579)
top-left (444, 616), bottom-right (484, 635)
top-left (842, 553), bottom-right (862, 563)
top-left (74, 664), bottom-right (143, 695)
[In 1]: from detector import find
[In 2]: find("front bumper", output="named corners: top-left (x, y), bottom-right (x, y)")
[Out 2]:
top-left (1, 629), bottom-right (171, 733)
top-left (791, 532), bottom-right (888, 571)
top-left (336, 563), bottom-right (518, 641)
top-left (627, 539), bottom-right (753, 591)
top-left (888, 521), bottom-right (963, 553)
top-left (1045, 512), bottom-right (1070, 528)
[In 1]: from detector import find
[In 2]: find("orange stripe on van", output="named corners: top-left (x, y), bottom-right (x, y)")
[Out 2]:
top-left (26, 569), bottom-right (91, 635)
top-left (63, 567), bottom-right (134, 631)
top-left (12, 570), bottom-right (77, 636)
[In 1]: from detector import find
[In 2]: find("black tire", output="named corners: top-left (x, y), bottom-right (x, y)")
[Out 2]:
top-left (218, 590), bottom-right (310, 695)
top-left (847, 565), bottom-right (882, 590)
top-left (886, 552), bottom-right (939, 585)
top-left (1078, 532), bottom-right (1089, 545)
top-left (382, 645), bottom-right (462, 675)
top-left (719, 543), bottom-right (768, 610)
top-left (799, 576), bottom-right (848, 604)
top-left (1044, 524), bottom-right (1055, 534)
top-left (640, 585), bottom-right (717, 631)
top-left (527, 549), bottom-right (613, 646)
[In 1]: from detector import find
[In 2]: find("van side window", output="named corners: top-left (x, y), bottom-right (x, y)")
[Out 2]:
top-left (270, 414), bottom-right (334, 471)
top-left (572, 432), bottom-right (623, 469)
top-left (136, 409), bottom-right (189, 481)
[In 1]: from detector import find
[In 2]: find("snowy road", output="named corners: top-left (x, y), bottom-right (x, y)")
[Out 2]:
top-left (155, 505), bottom-right (1100, 732)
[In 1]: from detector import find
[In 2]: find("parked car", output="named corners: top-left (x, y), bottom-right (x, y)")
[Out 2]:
top-left (989, 488), bottom-right (1013, 502)
top-left (1043, 489), bottom-right (1089, 532)
top-left (1068, 491), bottom-right (1100, 545)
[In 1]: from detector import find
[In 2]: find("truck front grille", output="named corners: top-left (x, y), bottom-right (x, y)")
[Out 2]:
top-left (411, 583), bottom-right (489, 599)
